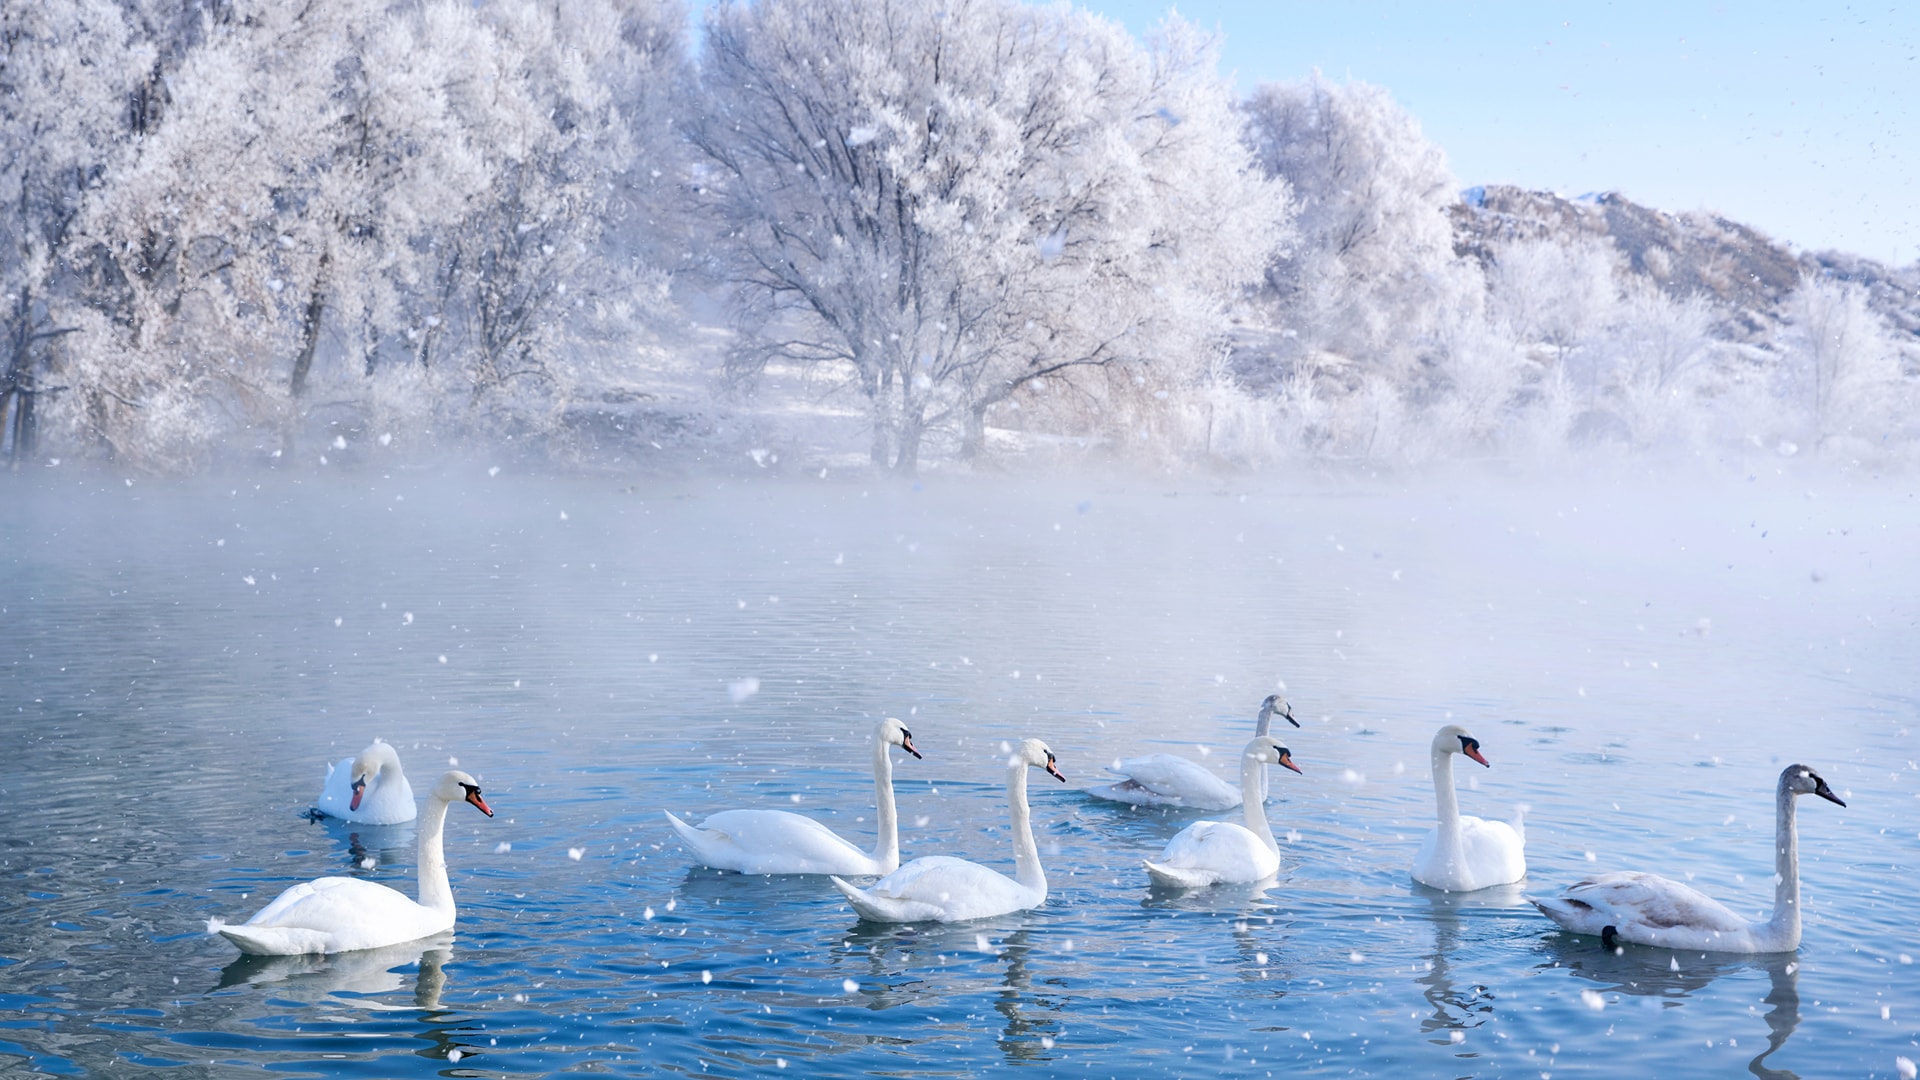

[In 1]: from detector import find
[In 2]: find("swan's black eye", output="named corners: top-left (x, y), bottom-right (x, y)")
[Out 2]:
top-left (1459, 735), bottom-right (1477, 751)
top-left (901, 728), bottom-right (913, 741)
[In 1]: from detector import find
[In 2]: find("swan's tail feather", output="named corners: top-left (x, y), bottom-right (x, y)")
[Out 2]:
top-left (1143, 859), bottom-right (1213, 890)
top-left (663, 810), bottom-right (716, 851)
top-left (214, 921), bottom-right (330, 956)
top-left (1511, 803), bottom-right (1529, 843)
top-left (830, 875), bottom-right (942, 922)
top-left (1530, 896), bottom-right (1600, 935)
top-left (830, 875), bottom-right (886, 921)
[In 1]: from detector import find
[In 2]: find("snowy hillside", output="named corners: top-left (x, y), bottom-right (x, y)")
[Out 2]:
top-left (1451, 185), bottom-right (1920, 348)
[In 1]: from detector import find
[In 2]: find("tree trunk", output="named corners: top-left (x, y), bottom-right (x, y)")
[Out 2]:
top-left (3, 289), bottom-right (34, 469)
top-left (867, 365), bottom-right (894, 469)
top-left (289, 252), bottom-right (331, 399)
top-left (893, 412), bottom-right (924, 475)
top-left (960, 401), bottom-right (988, 460)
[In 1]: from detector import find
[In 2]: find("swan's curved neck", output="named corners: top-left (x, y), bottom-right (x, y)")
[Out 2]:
top-left (416, 795), bottom-right (455, 915)
top-left (1253, 708), bottom-right (1272, 803)
top-left (1431, 743), bottom-right (1462, 834)
top-left (1007, 762), bottom-right (1046, 898)
top-left (1239, 752), bottom-right (1279, 855)
top-left (870, 734), bottom-right (899, 866)
top-left (1764, 779), bottom-right (1802, 945)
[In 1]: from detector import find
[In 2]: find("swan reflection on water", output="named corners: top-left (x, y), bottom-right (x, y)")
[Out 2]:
top-left (1414, 881), bottom-right (1532, 1042)
top-left (212, 936), bottom-right (484, 1067)
top-left (1532, 934), bottom-right (1803, 1080)
top-left (833, 921), bottom-right (1071, 1064)
top-left (214, 933), bottom-right (455, 1009)
top-left (299, 810), bottom-right (418, 878)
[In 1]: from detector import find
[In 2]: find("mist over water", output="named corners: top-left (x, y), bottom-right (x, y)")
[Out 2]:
top-left (3, 464), bottom-right (1916, 1077)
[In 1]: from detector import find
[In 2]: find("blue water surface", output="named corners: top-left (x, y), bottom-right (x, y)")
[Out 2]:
top-left (2, 465), bottom-right (1916, 1077)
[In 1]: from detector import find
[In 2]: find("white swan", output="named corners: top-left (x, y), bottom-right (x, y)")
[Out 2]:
top-left (314, 739), bottom-right (416, 825)
top-left (1144, 736), bottom-right (1303, 888)
top-left (1085, 694), bottom-right (1297, 810)
top-left (832, 738), bottom-right (1065, 923)
top-left (1412, 724), bottom-right (1526, 892)
top-left (665, 717), bottom-right (921, 876)
top-left (210, 771), bottom-right (493, 955)
top-left (1533, 764), bottom-right (1845, 953)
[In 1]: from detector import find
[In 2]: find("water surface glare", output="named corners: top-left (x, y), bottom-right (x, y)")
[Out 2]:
top-left (3, 468), bottom-right (1917, 1077)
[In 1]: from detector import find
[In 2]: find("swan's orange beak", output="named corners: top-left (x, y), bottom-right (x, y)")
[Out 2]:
top-left (349, 777), bottom-right (367, 811)
top-left (1278, 751), bottom-right (1303, 775)
top-left (1045, 756), bottom-right (1066, 783)
top-left (900, 733), bottom-right (922, 760)
top-left (1464, 745), bottom-right (1490, 768)
top-left (465, 788), bottom-right (494, 817)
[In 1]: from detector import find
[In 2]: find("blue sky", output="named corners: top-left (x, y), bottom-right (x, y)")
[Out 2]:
top-left (1087, 2), bottom-right (1917, 265)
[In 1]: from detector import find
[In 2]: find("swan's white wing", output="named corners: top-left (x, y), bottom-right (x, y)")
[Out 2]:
top-left (356, 770), bottom-right (416, 826)
top-left (1413, 815), bottom-right (1526, 891)
top-left (839, 855), bottom-right (1038, 922)
top-left (1458, 816), bottom-right (1526, 883)
top-left (244, 877), bottom-right (421, 928)
top-left (314, 755), bottom-right (357, 818)
top-left (1088, 755), bottom-right (1239, 810)
top-left (1545, 871), bottom-right (1749, 933)
top-left (1146, 820), bottom-right (1277, 886)
top-left (668, 809), bottom-right (885, 875)
top-left (222, 876), bottom-right (449, 954)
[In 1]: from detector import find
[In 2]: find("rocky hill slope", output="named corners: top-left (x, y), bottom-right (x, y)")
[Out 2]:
top-left (1450, 184), bottom-right (1920, 348)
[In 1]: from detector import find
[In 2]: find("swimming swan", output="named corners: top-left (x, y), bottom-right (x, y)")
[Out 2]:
top-left (1085, 695), bottom-right (1297, 810)
top-left (665, 717), bottom-right (921, 876)
top-left (1144, 736), bottom-right (1303, 888)
top-left (831, 738), bottom-right (1065, 923)
top-left (211, 770), bottom-right (493, 955)
top-left (1412, 724), bottom-right (1526, 892)
top-left (315, 739), bottom-right (416, 825)
top-left (1533, 764), bottom-right (1845, 953)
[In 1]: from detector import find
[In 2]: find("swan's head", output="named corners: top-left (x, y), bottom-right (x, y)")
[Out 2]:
top-left (348, 739), bottom-right (404, 811)
top-left (1012, 738), bottom-right (1066, 783)
top-left (1782, 764), bottom-right (1845, 807)
top-left (1257, 694), bottom-right (1300, 732)
top-left (1434, 724), bottom-right (1488, 767)
top-left (431, 770), bottom-right (494, 817)
top-left (1246, 735), bottom-right (1303, 774)
top-left (880, 716), bottom-right (922, 759)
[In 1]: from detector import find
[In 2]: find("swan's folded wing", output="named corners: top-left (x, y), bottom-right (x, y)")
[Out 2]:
top-left (244, 876), bottom-right (419, 929)
top-left (314, 756), bottom-right (355, 817)
top-left (860, 855), bottom-right (981, 898)
top-left (669, 808), bottom-right (878, 874)
top-left (1160, 820), bottom-right (1252, 863)
top-left (1102, 755), bottom-right (1238, 806)
top-left (1557, 871), bottom-right (1748, 933)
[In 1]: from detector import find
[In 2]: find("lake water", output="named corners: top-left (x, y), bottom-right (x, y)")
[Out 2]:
top-left (3, 463), bottom-right (1917, 1077)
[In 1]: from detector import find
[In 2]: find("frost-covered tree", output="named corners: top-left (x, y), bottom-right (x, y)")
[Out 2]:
top-left (1777, 275), bottom-right (1904, 449)
top-left (689, 0), bottom-right (1285, 472)
top-left (50, 0), bottom-right (498, 464)
top-left (1421, 313), bottom-right (1528, 456)
top-left (399, 0), bottom-right (689, 426)
top-left (0, 0), bottom-right (155, 464)
top-left (27, 0), bottom-right (687, 468)
top-left (1602, 282), bottom-right (1716, 448)
top-left (1485, 234), bottom-right (1620, 397)
top-left (1239, 75), bottom-right (1476, 384)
